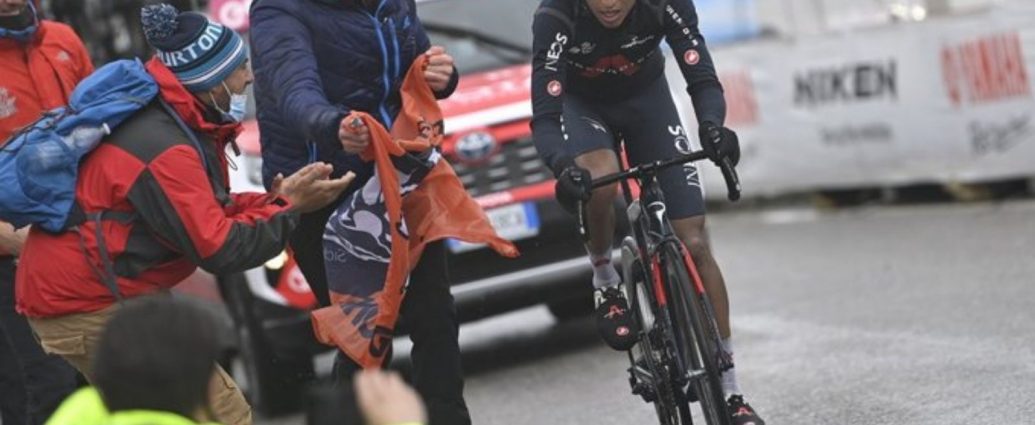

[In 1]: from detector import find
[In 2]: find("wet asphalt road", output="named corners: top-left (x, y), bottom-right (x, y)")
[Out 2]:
top-left (259, 200), bottom-right (1035, 425)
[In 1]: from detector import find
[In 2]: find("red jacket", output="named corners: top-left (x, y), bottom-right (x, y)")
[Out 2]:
top-left (0, 21), bottom-right (93, 142)
top-left (16, 58), bottom-right (300, 318)
top-left (0, 20), bottom-right (93, 256)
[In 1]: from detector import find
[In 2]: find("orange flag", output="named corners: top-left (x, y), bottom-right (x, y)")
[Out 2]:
top-left (311, 55), bottom-right (519, 368)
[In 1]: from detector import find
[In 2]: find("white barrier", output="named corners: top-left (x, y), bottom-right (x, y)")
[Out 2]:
top-left (667, 1), bottom-right (1035, 199)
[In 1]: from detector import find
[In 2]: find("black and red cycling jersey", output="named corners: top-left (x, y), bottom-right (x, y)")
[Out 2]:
top-left (530, 0), bottom-right (727, 173)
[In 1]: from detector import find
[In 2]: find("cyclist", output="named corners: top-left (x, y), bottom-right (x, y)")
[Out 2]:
top-left (530, 1), bottom-right (763, 423)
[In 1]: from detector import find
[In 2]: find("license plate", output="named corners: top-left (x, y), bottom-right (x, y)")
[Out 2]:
top-left (448, 202), bottom-right (540, 253)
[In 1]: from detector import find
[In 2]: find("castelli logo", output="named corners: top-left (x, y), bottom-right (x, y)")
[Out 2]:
top-left (684, 49), bottom-right (700, 66)
top-left (547, 80), bottom-right (563, 97)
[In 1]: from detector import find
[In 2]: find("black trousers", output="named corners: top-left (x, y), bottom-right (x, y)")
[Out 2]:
top-left (290, 206), bottom-right (469, 425)
top-left (0, 258), bottom-right (78, 425)
top-left (289, 203), bottom-right (338, 308)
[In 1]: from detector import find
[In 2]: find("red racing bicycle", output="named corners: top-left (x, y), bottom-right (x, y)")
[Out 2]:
top-left (577, 144), bottom-right (741, 425)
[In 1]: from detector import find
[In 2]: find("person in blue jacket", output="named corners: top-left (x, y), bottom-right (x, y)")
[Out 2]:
top-left (248, 1), bottom-right (464, 424)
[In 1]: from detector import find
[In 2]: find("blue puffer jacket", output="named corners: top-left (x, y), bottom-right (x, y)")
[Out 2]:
top-left (249, 0), bottom-right (458, 189)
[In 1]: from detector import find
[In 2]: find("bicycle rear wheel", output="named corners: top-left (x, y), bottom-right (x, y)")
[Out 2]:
top-left (660, 242), bottom-right (730, 425)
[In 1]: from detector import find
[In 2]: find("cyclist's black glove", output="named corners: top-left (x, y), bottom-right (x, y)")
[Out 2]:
top-left (698, 122), bottom-right (741, 167)
top-left (554, 160), bottom-right (593, 215)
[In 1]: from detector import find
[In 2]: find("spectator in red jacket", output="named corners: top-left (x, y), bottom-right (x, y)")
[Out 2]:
top-left (14, 4), bottom-right (354, 425)
top-left (0, 0), bottom-right (92, 423)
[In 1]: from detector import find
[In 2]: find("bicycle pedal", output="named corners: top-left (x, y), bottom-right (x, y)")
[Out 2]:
top-left (630, 382), bottom-right (657, 403)
top-left (629, 365), bottom-right (653, 384)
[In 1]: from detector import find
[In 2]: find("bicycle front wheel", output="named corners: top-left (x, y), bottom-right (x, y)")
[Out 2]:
top-left (660, 243), bottom-right (730, 425)
top-left (623, 238), bottom-right (681, 425)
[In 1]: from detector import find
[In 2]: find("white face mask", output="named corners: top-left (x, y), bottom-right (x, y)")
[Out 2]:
top-left (210, 82), bottom-right (248, 123)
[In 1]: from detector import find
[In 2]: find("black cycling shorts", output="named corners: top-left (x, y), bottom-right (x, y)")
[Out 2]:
top-left (561, 77), bottom-right (705, 219)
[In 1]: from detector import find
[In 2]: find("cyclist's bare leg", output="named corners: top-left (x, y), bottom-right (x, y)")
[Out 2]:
top-left (672, 215), bottom-right (748, 399)
top-left (670, 216), bottom-right (730, 338)
top-left (574, 149), bottom-right (639, 350)
top-left (575, 149), bottom-right (621, 262)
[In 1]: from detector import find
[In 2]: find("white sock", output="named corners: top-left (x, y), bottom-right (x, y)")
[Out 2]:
top-left (590, 253), bottom-right (621, 289)
top-left (720, 337), bottom-right (741, 398)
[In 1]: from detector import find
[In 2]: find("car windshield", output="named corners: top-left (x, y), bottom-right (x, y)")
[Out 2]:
top-left (417, 0), bottom-right (538, 73)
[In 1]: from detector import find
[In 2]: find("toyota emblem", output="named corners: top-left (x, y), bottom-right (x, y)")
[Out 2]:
top-left (455, 131), bottom-right (498, 164)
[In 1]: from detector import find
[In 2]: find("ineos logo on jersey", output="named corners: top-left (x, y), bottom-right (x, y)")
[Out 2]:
top-left (544, 32), bottom-right (568, 72)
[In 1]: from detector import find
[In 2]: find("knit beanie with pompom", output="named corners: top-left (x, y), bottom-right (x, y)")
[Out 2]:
top-left (140, 3), bottom-right (246, 92)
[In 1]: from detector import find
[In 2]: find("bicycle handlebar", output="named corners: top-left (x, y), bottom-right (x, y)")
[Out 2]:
top-left (589, 150), bottom-right (742, 202)
top-left (718, 156), bottom-right (742, 202)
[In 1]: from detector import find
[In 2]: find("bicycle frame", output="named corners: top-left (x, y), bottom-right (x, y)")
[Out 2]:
top-left (620, 159), bottom-right (701, 360)
top-left (576, 146), bottom-right (716, 307)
